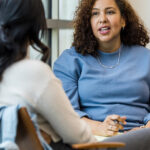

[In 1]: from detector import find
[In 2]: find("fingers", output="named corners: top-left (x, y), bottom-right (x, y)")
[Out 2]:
top-left (99, 123), bottom-right (118, 136)
top-left (103, 114), bottom-right (127, 134)
top-left (108, 120), bottom-right (124, 130)
top-left (107, 123), bottom-right (119, 131)
top-left (118, 116), bottom-right (127, 125)
top-left (125, 127), bottom-right (141, 132)
top-left (98, 114), bottom-right (127, 137)
top-left (105, 124), bottom-right (119, 136)
top-left (105, 130), bottom-right (118, 137)
top-left (105, 114), bottom-right (127, 125)
top-left (101, 121), bottom-right (119, 137)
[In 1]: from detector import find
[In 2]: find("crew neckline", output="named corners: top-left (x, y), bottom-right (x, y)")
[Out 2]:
top-left (97, 44), bottom-right (123, 55)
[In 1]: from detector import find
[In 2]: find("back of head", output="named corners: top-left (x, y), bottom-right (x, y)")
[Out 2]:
top-left (0, 0), bottom-right (49, 81)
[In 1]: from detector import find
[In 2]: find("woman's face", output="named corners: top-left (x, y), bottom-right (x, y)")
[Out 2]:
top-left (90, 0), bottom-right (125, 46)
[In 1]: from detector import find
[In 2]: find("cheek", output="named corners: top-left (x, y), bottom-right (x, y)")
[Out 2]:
top-left (90, 19), bottom-right (97, 33)
top-left (111, 18), bottom-right (123, 30)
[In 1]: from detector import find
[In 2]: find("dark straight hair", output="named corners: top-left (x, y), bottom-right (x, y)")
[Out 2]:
top-left (0, 0), bottom-right (49, 81)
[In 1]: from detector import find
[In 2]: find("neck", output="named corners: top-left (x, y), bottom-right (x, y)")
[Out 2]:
top-left (26, 45), bottom-right (30, 58)
top-left (99, 40), bottom-right (121, 53)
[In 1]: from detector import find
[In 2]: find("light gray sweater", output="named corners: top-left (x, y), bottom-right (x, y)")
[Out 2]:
top-left (0, 58), bottom-right (96, 144)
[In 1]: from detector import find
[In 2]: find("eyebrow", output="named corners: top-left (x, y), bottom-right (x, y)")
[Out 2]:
top-left (92, 7), bottom-right (116, 10)
top-left (106, 7), bottom-right (116, 10)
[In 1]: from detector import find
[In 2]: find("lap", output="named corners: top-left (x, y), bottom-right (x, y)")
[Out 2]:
top-left (103, 128), bottom-right (150, 150)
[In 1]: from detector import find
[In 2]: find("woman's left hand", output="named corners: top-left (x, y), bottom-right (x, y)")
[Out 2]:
top-left (126, 127), bottom-right (142, 132)
top-left (125, 121), bottom-right (150, 132)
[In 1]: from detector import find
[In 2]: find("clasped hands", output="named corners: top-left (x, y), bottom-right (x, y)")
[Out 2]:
top-left (97, 115), bottom-right (126, 137)
top-left (83, 115), bottom-right (149, 137)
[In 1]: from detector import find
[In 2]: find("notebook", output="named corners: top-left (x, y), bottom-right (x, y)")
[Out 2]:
top-left (94, 132), bottom-right (123, 141)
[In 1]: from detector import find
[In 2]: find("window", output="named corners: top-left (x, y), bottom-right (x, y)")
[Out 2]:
top-left (45, 0), bottom-right (79, 66)
top-left (30, 0), bottom-right (79, 66)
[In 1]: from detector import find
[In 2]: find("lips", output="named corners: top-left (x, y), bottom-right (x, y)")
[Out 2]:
top-left (98, 26), bottom-right (111, 34)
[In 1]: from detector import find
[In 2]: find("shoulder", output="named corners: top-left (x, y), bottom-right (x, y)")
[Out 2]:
top-left (125, 45), bottom-right (150, 54)
top-left (21, 59), bottom-right (51, 73)
top-left (54, 47), bottom-right (84, 70)
top-left (12, 59), bottom-right (52, 74)
top-left (123, 45), bottom-right (150, 69)
top-left (124, 45), bottom-right (150, 58)
top-left (53, 47), bottom-right (85, 78)
top-left (54, 46), bottom-right (88, 68)
top-left (57, 47), bottom-right (83, 61)
top-left (4, 59), bottom-right (55, 81)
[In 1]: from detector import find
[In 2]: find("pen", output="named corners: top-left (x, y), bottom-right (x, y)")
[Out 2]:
top-left (114, 120), bottom-right (119, 124)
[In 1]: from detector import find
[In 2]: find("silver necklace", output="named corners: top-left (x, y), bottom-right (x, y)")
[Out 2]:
top-left (97, 47), bottom-right (121, 69)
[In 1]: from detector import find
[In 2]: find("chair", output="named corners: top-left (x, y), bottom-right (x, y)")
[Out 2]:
top-left (15, 108), bottom-right (125, 150)
top-left (16, 107), bottom-right (43, 150)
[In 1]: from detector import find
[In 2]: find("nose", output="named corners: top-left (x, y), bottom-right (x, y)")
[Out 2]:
top-left (99, 13), bottom-right (107, 23)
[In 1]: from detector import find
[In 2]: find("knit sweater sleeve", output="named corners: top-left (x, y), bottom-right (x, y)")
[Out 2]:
top-left (53, 48), bottom-right (90, 118)
top-left (17, 60), bottom-right (96, 144)
top-left (36, 76), bottom-right (96, 144)
top-left (2, 59), bottom-right (96, 144)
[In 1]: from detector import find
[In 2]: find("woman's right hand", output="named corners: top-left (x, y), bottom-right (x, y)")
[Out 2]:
top-left (82, 115), bottom-right (126, 137)
top-left (98, 115), bottom-right (126, 136)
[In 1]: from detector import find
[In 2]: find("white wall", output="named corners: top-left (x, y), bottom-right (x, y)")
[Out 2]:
top-left (129, 0), bottom-right (150, 48)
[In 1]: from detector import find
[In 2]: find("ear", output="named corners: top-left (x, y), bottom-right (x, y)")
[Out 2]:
top-left (121, 17), bottom-right (126, 28)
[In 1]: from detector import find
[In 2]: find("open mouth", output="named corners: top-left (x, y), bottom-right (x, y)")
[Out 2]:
top-left (99, 27), bottom-right (111, 34)
top-left (100, 27), bottom-right (110, 31)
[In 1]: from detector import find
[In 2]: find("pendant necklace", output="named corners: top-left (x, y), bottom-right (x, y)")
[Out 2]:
top-left (97, 47), bottom-right (121, 69)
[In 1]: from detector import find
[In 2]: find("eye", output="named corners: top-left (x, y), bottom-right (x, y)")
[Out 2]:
top-left (106, 10), bottom-right (115, 15)
top-left (91, 11), bottom-right (99, 16)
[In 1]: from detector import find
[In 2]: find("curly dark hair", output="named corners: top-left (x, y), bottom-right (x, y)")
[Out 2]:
top-left (72, 0), bottom-right (150, 56)
top-left (0, 0), bottom-right (49, 81)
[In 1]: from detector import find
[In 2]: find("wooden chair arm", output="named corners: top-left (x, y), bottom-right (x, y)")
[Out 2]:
top-left (72, 142), bottom-right (125, 149)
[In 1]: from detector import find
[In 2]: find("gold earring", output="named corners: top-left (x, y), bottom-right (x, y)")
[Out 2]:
top-left (122, 26), bottom-right (125, 31)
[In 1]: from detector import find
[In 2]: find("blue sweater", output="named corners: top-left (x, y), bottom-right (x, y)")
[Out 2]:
top-left (53, 45), bottom-right (150, 131)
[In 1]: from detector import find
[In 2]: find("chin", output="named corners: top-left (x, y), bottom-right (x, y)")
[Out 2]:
top-left (99, 38), bottom-right (112, 43)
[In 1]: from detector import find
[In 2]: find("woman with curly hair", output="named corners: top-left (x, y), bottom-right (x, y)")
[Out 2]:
top-left (54, 0), bottom-right (150, 137)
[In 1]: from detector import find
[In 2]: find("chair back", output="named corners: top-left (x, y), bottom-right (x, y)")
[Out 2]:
top-left (15, 107), bottom-right (44, 150)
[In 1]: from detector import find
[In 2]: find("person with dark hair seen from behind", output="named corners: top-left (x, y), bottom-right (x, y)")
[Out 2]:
top-left (53, 0), bottom-right (150, 137)
top-left (0, 0), bottom-right (97, 149)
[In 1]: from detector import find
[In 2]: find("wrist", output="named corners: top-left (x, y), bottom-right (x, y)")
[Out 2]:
top-left (140, 125), bottom-right (145, 128)
top-left (145, 121), bottom-right (150, 128)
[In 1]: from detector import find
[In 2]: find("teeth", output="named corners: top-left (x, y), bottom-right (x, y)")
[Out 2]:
top-left (101, 27), bottom-right (109, 31)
